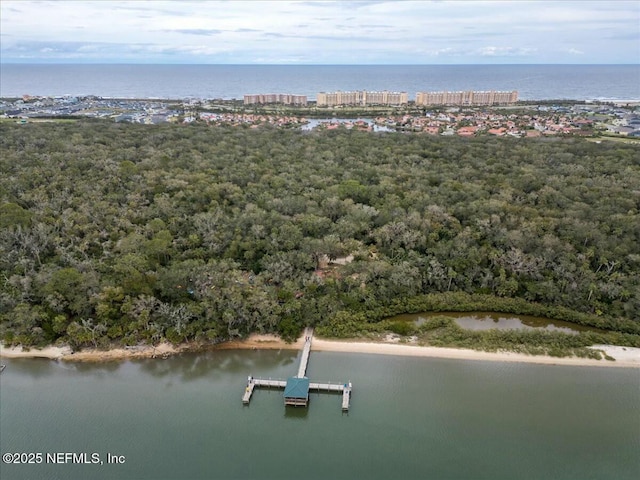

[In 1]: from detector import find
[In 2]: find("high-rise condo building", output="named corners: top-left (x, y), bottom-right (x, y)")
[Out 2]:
top-left (244, 94), bottom-right (308, 106)
top-left (415, 90), bottom-right (518, 106)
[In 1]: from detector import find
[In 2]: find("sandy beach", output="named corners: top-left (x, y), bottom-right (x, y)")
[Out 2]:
top-left (311, 339), bottom-right (640, 368)
top-left (2, 335), bottom-right (639, 367)
top-left (0, 342), bottom-right (179, 362)
top-left (0, 345), bottom-right (73, 360)
top-left (218, 334), bottom-right (640, 368)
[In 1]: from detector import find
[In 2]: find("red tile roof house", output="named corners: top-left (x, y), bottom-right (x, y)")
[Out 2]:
top-left (457, 126), bottom-right (478, 136)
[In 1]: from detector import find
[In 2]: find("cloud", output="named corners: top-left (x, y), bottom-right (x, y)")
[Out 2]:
top-left (164, 29), bottom-right (223, 36)
top-left (431, 47), bottom-right (467, 57)
top-left (477, 46), bottom-right (537, 57)
top-left (1, 0), bottom-right (638, 64)
top-left (112, 4), bottom-right (192, 17)
top-left (299, 1), bottom-right (387, 8)
top-left (1, 39), bottom-right (229, 61)
top-left (159, 45), bottom-right (229, 56)
top-left (605, 32), bottom-right (640, 41)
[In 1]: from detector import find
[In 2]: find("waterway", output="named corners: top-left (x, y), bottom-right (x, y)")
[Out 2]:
top-left (387, 312), bottom-right (608, 335)
top-left (1, 350), bottom-right (638, 480)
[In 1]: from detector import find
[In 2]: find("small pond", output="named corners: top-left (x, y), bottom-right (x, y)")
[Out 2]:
top-left (387, 311), bottom-right (607, 335)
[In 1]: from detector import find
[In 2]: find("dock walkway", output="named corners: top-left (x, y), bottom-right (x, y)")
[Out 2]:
top-left (297, 332), bottom-right (312, 378)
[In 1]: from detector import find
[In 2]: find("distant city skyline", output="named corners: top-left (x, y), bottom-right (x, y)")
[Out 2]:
top-left (1, 1), bottom-right (639, 65)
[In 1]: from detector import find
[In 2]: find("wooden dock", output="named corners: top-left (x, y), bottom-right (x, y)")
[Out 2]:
top-left (254, 379), bottom-right (287, 388)
top-left (241, 376), bottom-right (255, 404)
top-left (310, 381), bottom-right (352, 411)
top-left (243, 378), bottom-right (352, 410)
top-left (297, 333), bottom-right (312, 378)
top-left (342, 383), bottom-right (352, 411)
top-left (242, 328), bottom-right (352, 411)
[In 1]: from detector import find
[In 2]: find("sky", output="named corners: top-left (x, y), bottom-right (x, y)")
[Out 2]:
top-left (1, 0), bottom-right (639, 64)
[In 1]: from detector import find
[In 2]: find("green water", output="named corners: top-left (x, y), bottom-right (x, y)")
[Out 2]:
top-left (1, 350), bottom-right (638, 480)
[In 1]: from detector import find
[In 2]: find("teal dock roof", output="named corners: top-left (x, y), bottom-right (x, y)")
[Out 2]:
top-left (284, 377), bottom-right (310, 399)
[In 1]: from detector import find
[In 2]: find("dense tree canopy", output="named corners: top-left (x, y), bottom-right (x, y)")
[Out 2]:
top-left (1, 120), bottom-right (638, 350)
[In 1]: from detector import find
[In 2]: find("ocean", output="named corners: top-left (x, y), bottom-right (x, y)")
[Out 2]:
top-left (1, 64), bottom-right (639, 101)
top-left (1, 351), bottom-right (638, 480)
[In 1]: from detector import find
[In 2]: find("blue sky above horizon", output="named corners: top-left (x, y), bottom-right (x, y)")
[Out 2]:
top-left (1, 1), bottom-right (639, 65)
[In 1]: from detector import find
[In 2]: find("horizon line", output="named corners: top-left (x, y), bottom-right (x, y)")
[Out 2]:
top-left (1, 62), bottom-right (639, 66)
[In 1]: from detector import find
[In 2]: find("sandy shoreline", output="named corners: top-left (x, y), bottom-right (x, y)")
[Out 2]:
top-left (2, 335), bottom-right (639, 368)
top-left (0, 343), bottom-right (179, 362)
top-left (212, 333), bottom-right (640, 368)
top-left (311, 339), bottom-right (640, 368)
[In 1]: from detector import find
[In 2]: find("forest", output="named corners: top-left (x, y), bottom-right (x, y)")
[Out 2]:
top-left (1, 120), bottom-right (639, 355)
